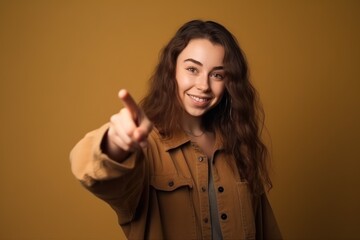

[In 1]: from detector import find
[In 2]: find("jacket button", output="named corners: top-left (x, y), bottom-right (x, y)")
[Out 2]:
top-left (203, 217), bottom-right (209, 223)
top-left (201, 186), bottom-right (206, 192)
top-left (198, 156), bottom-right (204, 162)
top-left (168, 181), bottom-right (174, 187)
top-left (218, 186), bottom-right (224, 192)
top-left (221, 213), bottom-right (228, 220)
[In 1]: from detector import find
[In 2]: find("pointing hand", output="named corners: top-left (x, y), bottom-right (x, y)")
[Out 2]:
top-left (106, 89), bottom-right (153, 160)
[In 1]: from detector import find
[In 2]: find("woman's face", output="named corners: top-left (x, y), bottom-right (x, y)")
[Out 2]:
top-left (175, 38), bottom-right (226, 118)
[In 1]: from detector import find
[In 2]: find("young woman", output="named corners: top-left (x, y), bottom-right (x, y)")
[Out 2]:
top-left (70, 20), bottom-right (282, 240)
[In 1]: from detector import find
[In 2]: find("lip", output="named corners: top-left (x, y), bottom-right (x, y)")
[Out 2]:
top-left (186, 93), bottom-right (212, 106)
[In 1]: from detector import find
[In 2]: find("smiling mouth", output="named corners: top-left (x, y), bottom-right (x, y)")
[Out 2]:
top-left (187, 93), bottom-right (211, 103)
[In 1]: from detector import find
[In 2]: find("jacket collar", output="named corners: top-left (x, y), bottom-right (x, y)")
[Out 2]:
top-left (158, 127), bottom-right (224, 152)
top-left (160, 128), bottom-right (191, 151)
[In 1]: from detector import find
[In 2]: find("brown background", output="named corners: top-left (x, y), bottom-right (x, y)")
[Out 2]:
top-left (1, 1), bottom-right (359, 239)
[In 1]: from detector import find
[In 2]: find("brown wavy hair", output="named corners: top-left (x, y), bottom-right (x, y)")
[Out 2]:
top-left (140, 20), bottom-right (271, 195)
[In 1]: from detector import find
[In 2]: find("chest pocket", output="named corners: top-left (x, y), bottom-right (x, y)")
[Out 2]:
top-left (150, 174), bottom-right (196, 239)
top-left (149, 174), bottom-right (197, 240)
top-left (150, 175), bottom-right (193, 191)
top-left (148, 147), bottom-right (198, 238)
top-left (149, 146), bottom-right (193, 191)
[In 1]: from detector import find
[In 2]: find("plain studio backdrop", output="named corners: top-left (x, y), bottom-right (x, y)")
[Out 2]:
top-left (0, 1), bottom-right (359, 239)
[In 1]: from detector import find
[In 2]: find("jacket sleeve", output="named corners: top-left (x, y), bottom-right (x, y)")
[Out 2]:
top-left (69, 123), bottom-right (147, 224)
top-left (255, 193), bottom-right (283, 240)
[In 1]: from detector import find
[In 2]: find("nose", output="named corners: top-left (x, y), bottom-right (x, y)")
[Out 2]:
top-left (196, 73), bottom-right (210, 91)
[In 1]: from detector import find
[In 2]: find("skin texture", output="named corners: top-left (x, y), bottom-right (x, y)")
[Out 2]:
top-left (175, 39), bottom-right (226, 132)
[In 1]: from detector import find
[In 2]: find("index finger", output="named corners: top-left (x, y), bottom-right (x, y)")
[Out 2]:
top-left (118, 89), bottom-right (141, 124)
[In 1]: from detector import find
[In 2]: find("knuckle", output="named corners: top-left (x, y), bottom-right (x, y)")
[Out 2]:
top-left (119, 108), bottom-right (127, 114)
top-left (123, 136), bottom-right (132, 145)
top-left (116, 139), bottom-right (130, 151)
top-left (124, 127), bottom-right (134, 137)
top-left (120, 144), bottom-right (130, 152)
top-left (107, 128), bottom-right (116, 140)
top-left (110, 114), bottom-right (119, 124)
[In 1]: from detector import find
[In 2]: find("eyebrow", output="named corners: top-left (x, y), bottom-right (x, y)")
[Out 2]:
top-left (184, 58), bottom-right (224, 70)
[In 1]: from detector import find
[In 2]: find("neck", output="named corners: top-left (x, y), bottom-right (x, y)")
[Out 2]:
top-left (181, 112), bottom-right (204, 137)
top-left (183, 129), bottom-right (205, 137)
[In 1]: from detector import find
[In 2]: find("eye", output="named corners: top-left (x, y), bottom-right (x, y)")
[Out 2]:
top-left (186, 67), bottom-right (198, 74)
top-left (210, 72), bottom-right (225, 80)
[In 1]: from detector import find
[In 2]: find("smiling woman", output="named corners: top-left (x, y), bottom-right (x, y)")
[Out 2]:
top-left (176, 39), bottom-right (226, 119)
top-left (70, 20), bottom-right (282, 239)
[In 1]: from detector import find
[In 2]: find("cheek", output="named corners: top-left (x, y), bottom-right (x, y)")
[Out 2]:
top-left (213, 82), bottom-right (226, 96)
top-left (176, 72), bottom-right (191, 91)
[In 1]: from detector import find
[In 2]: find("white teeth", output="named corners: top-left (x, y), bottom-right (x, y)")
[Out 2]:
top-left (189, 94), bottom-right (209, 102)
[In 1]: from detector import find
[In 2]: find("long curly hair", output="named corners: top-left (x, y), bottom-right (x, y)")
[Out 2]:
top-left (140, 20), bottom-right (271, 195)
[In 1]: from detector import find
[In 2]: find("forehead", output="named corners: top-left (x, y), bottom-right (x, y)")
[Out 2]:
top-left (177, 39), bottom-right (225, 66)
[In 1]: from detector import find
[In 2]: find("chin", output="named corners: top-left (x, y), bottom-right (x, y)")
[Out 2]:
top-left (185, 109), bottom-right (208, 117)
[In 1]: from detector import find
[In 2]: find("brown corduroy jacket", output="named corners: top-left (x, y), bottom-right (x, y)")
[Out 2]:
top-left (70, 124), bottom-right (282, 240)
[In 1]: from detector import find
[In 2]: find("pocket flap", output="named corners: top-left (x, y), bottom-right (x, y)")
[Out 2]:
top-left (150, 175), bottom-right (193, 191)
